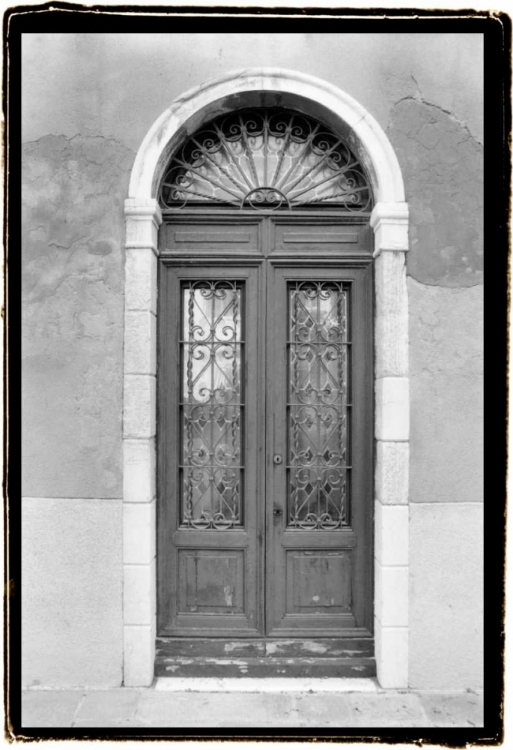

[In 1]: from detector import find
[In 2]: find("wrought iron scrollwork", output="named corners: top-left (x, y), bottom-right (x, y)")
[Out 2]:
top-left (159, 109), bottom-right (373, 211)
top-left (180, 281), bottom-right (243, 530)
top-left (288, 282), bottom-right (350, 530)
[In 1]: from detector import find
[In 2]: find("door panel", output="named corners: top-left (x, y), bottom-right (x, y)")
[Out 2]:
top-left (161, 218), bottom-right (262, 256)
top-left (269, 219), bottom-right (371, 257)
top-left (158, 265), bottom-right (263, 636)
top-left (266, 265), bottom-right (373, 636)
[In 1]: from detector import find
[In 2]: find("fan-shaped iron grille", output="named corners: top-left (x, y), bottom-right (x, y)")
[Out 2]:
top-left (159, 109), bottom-right (373, 211)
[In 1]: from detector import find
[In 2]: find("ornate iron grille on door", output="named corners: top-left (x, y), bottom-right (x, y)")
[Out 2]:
top-left (159, 109), bottom-right (372, 211)
top-left (180, 281), bottom-right (244, 530)
top-left (288, 281), bottom-right (349, 530)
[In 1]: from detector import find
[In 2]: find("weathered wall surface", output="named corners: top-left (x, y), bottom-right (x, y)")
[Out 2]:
top-left (387, 97), bottom-right (483, 287)
top-left (22, 134), bottom-right (134, 497)
top-left (21, 33), bottom-right (483, 689)
top-left (386, 92), bottom-right (483, 687)
top-left (22, 33), bottom-right (483, 150)
top-left (409, 503), bottom-right (483, 689)
top-left (407, 281), bottom-right (483, 688)
top-left (22, 497), bottom-right (123, 687)
top-left (408, 281), bottom-right (483, 506)
top-left (22, 134), bottom-right (133, 685)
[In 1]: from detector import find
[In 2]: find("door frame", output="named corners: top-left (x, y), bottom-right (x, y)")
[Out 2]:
top-left (122, 68), bottom-right (410, 688)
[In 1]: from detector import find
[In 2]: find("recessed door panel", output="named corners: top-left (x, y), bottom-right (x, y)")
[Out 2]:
top-left (161, 219), bottom-right (262, 255)
top-left (287, 549), bottom-right (353, 614)
top-left (178, 549), bottom-right (245, 614)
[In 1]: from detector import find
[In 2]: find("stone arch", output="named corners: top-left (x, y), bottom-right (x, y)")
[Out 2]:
top-left (123, 68), bottom-right (410, 689)
top-left (129, 68), bottom-right (405, 204)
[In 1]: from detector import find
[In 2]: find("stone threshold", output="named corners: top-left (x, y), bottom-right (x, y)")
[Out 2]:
top-left (154, 677), bottom-right (378, 692)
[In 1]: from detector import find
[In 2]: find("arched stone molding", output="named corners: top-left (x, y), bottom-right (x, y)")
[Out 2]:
top-left (123, 68), bottom-right (409, 689)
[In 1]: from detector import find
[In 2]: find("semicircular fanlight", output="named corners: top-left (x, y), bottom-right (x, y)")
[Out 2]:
top-left (159, 109), bottom-right (373, 211)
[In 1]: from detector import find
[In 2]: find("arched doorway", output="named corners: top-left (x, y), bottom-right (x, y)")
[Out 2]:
top-left (123, 69), bottom-right (409, 688)
top-left (157, 106), bottom-right (373, 647)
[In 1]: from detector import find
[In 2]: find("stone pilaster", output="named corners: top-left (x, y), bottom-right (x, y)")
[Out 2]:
top-left (122, 198), bottom-right (161, 687)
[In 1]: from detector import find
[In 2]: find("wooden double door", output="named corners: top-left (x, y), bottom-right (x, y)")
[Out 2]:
top-left (158, 214), bottom-right (373, 639)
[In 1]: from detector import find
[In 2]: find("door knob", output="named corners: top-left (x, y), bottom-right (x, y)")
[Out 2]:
top-left (273, 508), bottom-right (283, 516)
top-left (273, 454), bottom-right (283, 465)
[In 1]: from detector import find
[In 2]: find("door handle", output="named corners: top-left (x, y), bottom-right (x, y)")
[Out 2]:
top-left (273, 454), bottom-right (283, 465)
top-left (273, 508), bottom-right (283, 517)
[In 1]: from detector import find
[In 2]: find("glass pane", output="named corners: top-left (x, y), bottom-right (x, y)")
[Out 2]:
top-left (180, 281), bottom-right (243, 530)
top-left (288, 281), bottom-right (349, 529)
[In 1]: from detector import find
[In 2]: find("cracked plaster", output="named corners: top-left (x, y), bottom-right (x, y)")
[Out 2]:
top-left (22, 134), bottom-right (135, 498)
top-left (22, 34), bottom-right (483, 151)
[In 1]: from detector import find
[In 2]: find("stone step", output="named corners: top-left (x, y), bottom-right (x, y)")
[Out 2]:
top-left (155, 639), bottom-right (376, 679)
top-left (156, 637), bottom-right (374, 659)
top-left (156, 656), bottom-right (376, 679)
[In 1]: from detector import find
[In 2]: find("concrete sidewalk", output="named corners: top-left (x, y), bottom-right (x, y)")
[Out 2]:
top-left (20, 680), bottom-right (484, 729)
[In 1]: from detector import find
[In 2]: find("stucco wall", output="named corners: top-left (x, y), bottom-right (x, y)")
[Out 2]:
top-left (387, 94), bottom-right (483, 687)
top-left (21, 33), bottom-right (483, 689)
top-left (22, 133), bottom-right (133, 686)
top-left (22, 497), bottom-right (123, 687)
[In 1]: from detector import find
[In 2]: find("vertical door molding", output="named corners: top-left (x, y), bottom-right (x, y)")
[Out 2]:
top-left (371, 201), bottom-right (410, 687)
top-left (123, 198), bottom-right (162, 686)
top-left (123, 68), bottom-right (410, 688)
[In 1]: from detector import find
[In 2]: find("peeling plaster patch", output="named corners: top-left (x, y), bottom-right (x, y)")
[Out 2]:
top-left (22, 134), bottom-right (135, 498)
top-left (387, 99), bottom-right (483, 288)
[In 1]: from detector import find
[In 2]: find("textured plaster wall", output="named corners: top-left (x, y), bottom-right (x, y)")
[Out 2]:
top-left (22, 33), bottom-right (483, 150)
top-left (386, 95), bottom-right (483, 687)
top-left (22, 135), bottom-right (133, 686)
top-left (21, 34), bottom-right (483, 688)
top-left (409, 503), bottom-right (483, 688)
top-left (22, 497), bottom-right (123, 687)
top-left (407, 281), bottom-right (483, 688)
top-left (23, 135), bottom-right (134, 498)
top-left (408, 280), bottom-right (483, 505)
top-left (387, 98), bottom-right (483, 287)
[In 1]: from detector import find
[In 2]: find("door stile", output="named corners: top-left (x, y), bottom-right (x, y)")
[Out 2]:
top-left (346, 261), bottom-right (374, 630)
top-left (264, 258), bottom-right (283, 635)
top-left (254, 255), bottom-right (267, 636)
